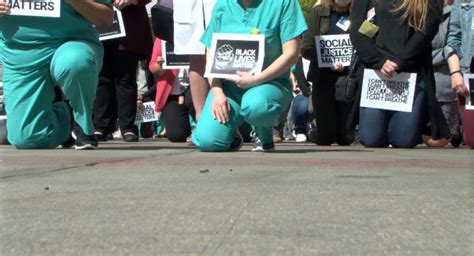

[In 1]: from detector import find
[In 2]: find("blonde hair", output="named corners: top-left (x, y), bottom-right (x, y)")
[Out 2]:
top-left (394, 0), bottom-right (443, 32)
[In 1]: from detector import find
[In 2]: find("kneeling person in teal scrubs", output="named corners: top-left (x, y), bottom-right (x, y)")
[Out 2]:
top-left (0, 0), bottom-right (113, 149)
top-left (192, 0), bottom-right (308, 152)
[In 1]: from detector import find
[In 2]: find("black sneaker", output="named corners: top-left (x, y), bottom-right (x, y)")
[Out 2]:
top-left (122, 132), bottom-right (139, 142)
top-left (229, 130), bottom-right (243, 151)
top-left (72, 123), bottom-right (98, 150)
top-left (94, 131), bottom-right (109, 142)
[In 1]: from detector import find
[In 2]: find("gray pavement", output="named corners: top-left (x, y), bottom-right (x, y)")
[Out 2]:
top-left (1, 140), bottom-right (473, 255)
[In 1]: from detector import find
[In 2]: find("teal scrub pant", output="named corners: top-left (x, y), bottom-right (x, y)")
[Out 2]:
top-left (192, 82), bottom-right (292, 152)
top-left (2, 40), bottom-right (103, 149)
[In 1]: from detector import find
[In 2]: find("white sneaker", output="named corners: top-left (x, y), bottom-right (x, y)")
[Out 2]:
top-left (251, 134), bottom-right (275, 152)
top-left (295, 133), bottom-right (307, 143)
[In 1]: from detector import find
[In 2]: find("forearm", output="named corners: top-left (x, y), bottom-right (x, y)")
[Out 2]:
top-left (447, 53), bottom-right (462, 73)
top-left (254, 38), bottom-right (300, 85)
top-left (66, 0), bottom-right (113, 27)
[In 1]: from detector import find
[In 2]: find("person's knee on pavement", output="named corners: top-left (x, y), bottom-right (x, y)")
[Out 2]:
top-left (390, 134), bottom-right (420, 148)
top-left (194, 134), bottom-right (228, 152)
top-left (359, 133), bottom-right (389, 148)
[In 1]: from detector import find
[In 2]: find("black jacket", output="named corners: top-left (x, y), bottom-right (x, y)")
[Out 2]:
top-left (301, 5), bottom-right (331, 83)
top-left (349, 0), bottom-right (451, 140)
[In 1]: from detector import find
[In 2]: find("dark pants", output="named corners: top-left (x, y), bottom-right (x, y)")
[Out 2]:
top-left (162, 90), bottom-right (194, 142)
top-left (292, 94), bottom-right (309, 134)
top-left (93, 40), bottom-right (140, 134)
top-left (312, 74), bottom-right (355, 145)
top-left (359, 81), bottom-right (426, 148)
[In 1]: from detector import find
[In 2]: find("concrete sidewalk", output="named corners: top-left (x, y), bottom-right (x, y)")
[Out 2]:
top-left (1, 140), bottom-right (473, 255)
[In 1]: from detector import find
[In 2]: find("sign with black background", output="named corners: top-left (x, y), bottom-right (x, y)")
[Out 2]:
top-left (205, 33), bottom-right (265, 79)
top-left (162, 41), bottom-right (190, 69)
top-left (97, 8), bottom-right (126, 41)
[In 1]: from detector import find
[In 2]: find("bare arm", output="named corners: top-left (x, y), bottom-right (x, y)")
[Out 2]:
top-left (66, 0), bottom-right (114, 27)
top-left (447, 53), bottom-right (469, 97)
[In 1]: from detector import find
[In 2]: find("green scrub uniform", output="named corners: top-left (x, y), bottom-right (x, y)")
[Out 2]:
top-left (192, 0), bottom-right (307, 151)
top-left (0, 0), bottom-right (111, 149)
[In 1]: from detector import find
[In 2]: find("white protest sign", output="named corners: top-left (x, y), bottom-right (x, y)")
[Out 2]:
top-left (135, 102), bottom-right (161, 124)
top-left (314, 34), bottom-right (353, 68)
top-left (205, 33), bottom-right (265, 79)
top-left (7, 0), bottom-right (61, 18)
top-left (360, 69), bottom-right (417, 112)
top-left (464, 74), bottom-right (474, 110)
top-left (97, 8), bottom-right (126, 41)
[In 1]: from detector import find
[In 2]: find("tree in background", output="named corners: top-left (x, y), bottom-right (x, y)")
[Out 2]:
top-left (299, 0), bottom-right (319, 19)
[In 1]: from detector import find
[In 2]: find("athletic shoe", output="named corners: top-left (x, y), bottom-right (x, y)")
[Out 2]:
top-left (72, 123), bottom-right (98, 150)
top-left (273, 127), bottom-right (283, 143)
top-left (122, 132), bottom-right (139, 142)
top-left (251, 135), bottom-right (275, 152)
top-left (229, 129), bottom-right (243, 151)
top-left (94, 131), bottom-right (109, 142)
top-left (295, 133), bottom-right (307, 143)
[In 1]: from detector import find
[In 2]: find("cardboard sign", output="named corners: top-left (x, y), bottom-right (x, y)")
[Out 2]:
top-left (360, 69), bottom-right (417, 113)
top-left (7, 0), bottom-right (61, 18)
top-left (314, 34), bottom-right (353, 68)
top-left (464, 74), bottom-right (474, 110)
top-left (135, 102), bottom-right (161, 124)
top-left (205, 33), bottom-right (265, 79)
top-left (97, 8), bottom-right (126, 41)
top-left (162, 41), bottom-right (190, 70)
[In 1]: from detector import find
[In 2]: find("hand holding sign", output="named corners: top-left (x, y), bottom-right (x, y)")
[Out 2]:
top-left (0, 1), bottom-right (10, 16)
top-left (227, 71), bottom-right (260, 89)
top-left (380, 59), bottom-right (399, 79)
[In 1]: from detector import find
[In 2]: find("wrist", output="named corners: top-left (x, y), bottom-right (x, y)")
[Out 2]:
top-left (450, 70), bottom-right (463, 76)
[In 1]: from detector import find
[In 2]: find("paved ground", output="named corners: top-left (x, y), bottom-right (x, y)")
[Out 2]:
top-left (1, 140), bottom-right (473, 255)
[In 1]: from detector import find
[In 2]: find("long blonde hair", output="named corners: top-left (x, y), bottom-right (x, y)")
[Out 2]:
top-left (394, 0), bottom-right (443, 32)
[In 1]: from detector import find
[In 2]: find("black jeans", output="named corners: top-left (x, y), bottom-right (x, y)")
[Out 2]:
top-left (312, 74), bottom-right (355, 145)
top-left (93, 40), bottom-right (140, 134)
top-left (162, 89), bottom-right (195, 142)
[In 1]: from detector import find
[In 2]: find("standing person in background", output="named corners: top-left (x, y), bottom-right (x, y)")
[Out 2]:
top-left (93, 0), bottom-right (153, 142)
top-left (192, 0), bottom-right (308, 152)
top-left (301, 0), bottom-right (355, 146)
top-left (350, 0), bottom-right (451, 148)
top-left (173, 0), bottom-right (216, 122)
top-left (423, 2), bottom-right (461, 147)
top-left (0, 0), bottom-right (113, 149)
top-left (446, 0), bottom-right (474, 149)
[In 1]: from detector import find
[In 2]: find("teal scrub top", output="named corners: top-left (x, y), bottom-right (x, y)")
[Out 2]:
top-left (201, 0), bottom-right (308, 87)
top-left (0, 0), bottom-right (111, 69)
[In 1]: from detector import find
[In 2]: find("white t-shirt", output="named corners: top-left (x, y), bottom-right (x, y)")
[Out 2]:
top-left (173, 0), bottom-right (216, 55)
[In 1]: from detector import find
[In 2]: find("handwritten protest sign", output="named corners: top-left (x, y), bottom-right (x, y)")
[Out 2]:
top-left (8, 0), bottom-right (61, 18)
top-left (162, 41), bottom-right (190, 69)
top-left (464, 74), bottom-right (474, 110)
top-left (97, 8), bottom-right (126, 41)
top-left (205, 33), bottom-right (265, 79)
top-left (360, 69), bottom-right (417, 112)
top-left (135, 102), bottom-right (161, 124)
top-left (314, 34), bottom-right (353, 68)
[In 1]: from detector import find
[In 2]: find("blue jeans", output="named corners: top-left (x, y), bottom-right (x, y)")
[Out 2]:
top-left (291, 94), bottom-right (309, 134)
top-left (358, 81), bottom-right (426, 148)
